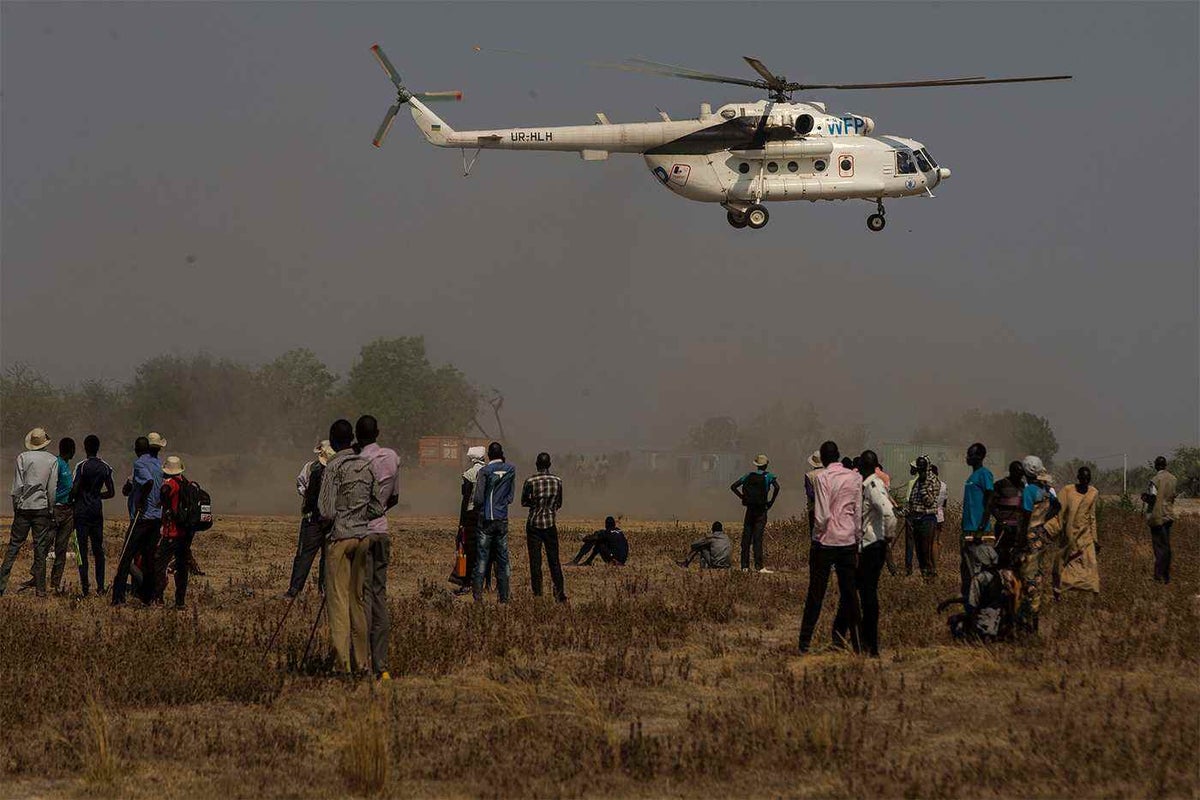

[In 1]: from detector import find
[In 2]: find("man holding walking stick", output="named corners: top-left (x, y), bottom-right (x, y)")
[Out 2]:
top-left (112, 436), bottom-right (164, 605)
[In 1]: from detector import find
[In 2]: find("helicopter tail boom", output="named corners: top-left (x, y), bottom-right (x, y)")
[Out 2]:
top-left (408, 97), bottom-right (456, 146)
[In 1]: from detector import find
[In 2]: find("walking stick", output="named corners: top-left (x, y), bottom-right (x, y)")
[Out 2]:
top-left (262, 592), bottom-right (299, 661)
top-left (113, 509), bottom-right (142, 581)
top-left (301, 594), bottom-right (327, 670)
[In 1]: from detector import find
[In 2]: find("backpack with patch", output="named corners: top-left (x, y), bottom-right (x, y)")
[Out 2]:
top-left (741, 471), bottom-right (769, 508)
top-left (178, 479), bottom-right (214, 532)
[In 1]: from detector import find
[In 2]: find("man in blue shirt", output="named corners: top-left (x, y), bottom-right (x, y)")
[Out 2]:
top-left (960, 442), bottom-right (995, 605)
top-left (112, 436), bottom-right (164, 605)
top-left (47, 438), bottom-right (78, 593)
top-left (471, 442), bottom-right (516, 603)
top-left (730, 455), bottom-right (781, 573)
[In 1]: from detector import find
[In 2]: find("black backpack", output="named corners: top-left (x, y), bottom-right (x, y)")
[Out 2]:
top-left (177, 479), bottom-right (214, 532)
top-left (742, 471), bottom-right (769, 507)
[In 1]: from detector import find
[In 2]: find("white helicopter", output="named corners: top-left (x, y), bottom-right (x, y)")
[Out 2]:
top-left (369, 45), bottom-right (1069, 231)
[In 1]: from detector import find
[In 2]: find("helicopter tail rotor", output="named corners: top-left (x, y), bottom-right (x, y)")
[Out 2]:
top-left (370, 44), bottom-right (463, 148)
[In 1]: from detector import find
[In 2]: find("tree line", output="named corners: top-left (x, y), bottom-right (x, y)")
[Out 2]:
top-left (0, 337), bottom-right (480, 459)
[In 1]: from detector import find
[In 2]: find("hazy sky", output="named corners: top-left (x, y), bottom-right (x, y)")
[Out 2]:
top-left (3, 1), bottom-right (1197, 463)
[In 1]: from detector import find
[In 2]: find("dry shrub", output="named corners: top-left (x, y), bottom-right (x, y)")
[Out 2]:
top-left (82, 695), bottom-right (117, 790)
top-left (339, 699), bottom-right (388, 796)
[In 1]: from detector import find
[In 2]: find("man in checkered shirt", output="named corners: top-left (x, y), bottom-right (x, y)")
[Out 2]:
top-left (520, 452), bottom-right (567, 602)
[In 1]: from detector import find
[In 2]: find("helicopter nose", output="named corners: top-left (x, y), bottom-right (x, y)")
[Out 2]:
top-left (938, 167), bottom-right (952, 181)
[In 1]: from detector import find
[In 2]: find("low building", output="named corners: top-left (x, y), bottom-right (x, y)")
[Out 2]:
top-left (417, 435), bottom-right (491, 469)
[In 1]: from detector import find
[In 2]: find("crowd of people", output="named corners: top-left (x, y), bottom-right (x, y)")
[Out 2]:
top-left (3, 418), bottom-right (1182, 670)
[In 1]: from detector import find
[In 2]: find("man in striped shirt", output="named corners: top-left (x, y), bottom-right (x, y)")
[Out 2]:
top-left (520, 452), bottom-right (566, 602)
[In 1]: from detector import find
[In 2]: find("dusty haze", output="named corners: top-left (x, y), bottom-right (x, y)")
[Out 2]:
top-left (3, 2), bottom-right (1197, 472)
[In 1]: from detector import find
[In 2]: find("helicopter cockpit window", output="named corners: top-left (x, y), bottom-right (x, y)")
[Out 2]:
top-left (896, 150), bottom-right (917, 174)
top-left (914, 150), bottom-right (932, 173)
top-left (721, 109), bottom-right (737, 120)
top-left (919, 148), bottom-right (938, 168)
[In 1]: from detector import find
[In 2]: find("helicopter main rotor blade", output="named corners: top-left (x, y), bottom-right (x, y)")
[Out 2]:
top-left (372, 103), bottom-right (400, 148)
top-left (743, 56), bottom-right (783, 86)
top-left (796, 74), bottom-right (1073, 90)
top-left (608, 57), bottom-right (767, 89)
top-left (370, 44), bottom-right (405, 90)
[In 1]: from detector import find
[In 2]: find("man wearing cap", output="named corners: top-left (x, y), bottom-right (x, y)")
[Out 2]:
top-left (798, 441), bottom-right (863, 654)
top-left (730, 455), bottom-right (781, 573)
top-left (356, 415), bottom-right (400, 680)
top-left (1015, 455), bottom-right (1060, 633)
top-left (71, 435), bottom-right (115, 596)
top-left (1141, 456), bottom-right (1177, 584)
top-left (0, 429), bottom-right (59, 596)
top-left (286, 440), bottom-right (335, 598)
top-left (152, 456), bottom-right (192, 608)
top-left (112, 436), bottom-right (164, 605)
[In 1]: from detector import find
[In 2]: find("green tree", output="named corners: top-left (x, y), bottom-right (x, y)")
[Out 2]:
top-left (686, 416), bottom-right (740, 452)
top-left (257, 349), bottom-right (337, 449)
top-left (915, 409), bottom-right (1059, 465)
top-left (0, 363), bottom-right (60, 449)
top-left (344, 337), bottom-right (479, 457)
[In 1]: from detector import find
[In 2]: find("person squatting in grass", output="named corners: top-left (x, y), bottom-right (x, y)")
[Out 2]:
top-left (857, 450), bottom-right (896, 657)
top-left (472, 442), bottom-right (517, 603)
top-left (798, 440), bottom-right (863, 655)
top-left (112, 435), bottom-right (164, 606)
top-left (318, 419), bottom-right (385, 675)
top-left (152, 456), bottom-right (193, 609)
top-left (730, 454), bottom-right (781, 573)
top-left (286, 440), bottom-right (335, 599)
top-left (569, 516), bottom-right (629, 566)
top-left (1142, 456), bottom-right (1177, 585)
top-left (0, 428), bottom-right (59, 597)
top-left (71, 434), bottom-right (114, 597)
top-left (679, 521), bottom-right (733, 569)
top-left (521, 451), bottom-right (567, 602)
top-left (356, 415), bottom-right (401, 680)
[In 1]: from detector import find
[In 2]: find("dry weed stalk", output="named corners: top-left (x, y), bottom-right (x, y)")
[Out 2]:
top-left (82, 695), bottom-right (117, 789)
top-left (339, 699), bottom-right (389, 796)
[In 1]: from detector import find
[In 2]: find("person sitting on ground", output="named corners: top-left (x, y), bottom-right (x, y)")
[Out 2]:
top-left (679, 522), bottom-right (732, 569)
top-left (569, 516), bottom-right (628, 566)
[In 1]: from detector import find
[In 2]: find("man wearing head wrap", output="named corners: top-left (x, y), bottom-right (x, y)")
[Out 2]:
top-left (1015, 455), bottom-right (1061, 633)
top-left (452, 446), bottom-right (489, 594)
top-left (285, 440), bottom-right (335, 598)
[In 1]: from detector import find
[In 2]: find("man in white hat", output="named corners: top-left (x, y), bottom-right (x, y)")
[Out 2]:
top-left (286, 440), bottom-right (335, 598)
top-left (152, 456), bottom-right (192, 608)
top-left (729, 454), bottom-right (781, 573)
top-left (0, 428), bottom-right (60, 596)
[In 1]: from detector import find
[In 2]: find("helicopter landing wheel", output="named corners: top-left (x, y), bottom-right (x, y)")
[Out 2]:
top-left (727, 210), bottom-right (749, 229)
top-left (746, 204), bottom-right (769, 230)
top-left (867, 213), bottom-right (886, 232)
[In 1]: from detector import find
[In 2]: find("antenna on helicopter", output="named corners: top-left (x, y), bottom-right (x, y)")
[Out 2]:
top-left (370, 44), bottom-right (463, 147)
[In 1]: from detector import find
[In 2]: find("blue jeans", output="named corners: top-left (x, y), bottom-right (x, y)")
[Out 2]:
top-left (474, 519), bottom-right (511, 602)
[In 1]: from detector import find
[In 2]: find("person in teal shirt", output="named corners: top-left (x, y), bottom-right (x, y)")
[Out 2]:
top-left (48, 438), bottom-right (77, 592)
top-left (959, 442), bottom-right (995, 607)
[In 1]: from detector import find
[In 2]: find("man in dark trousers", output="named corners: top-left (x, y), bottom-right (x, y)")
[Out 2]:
top-left (472, 442), bottom-right (516, 603)
top-left (857, 451), bottom-right (895, 657)
top-left (798, 441), bottom-right (863, 654)
top-left (285, 440), bottom-right (334, 598)
top-left (905, 456), bottom-right (941, 579)
top-left (569, 516), bottom-right (629, 566)
top-left (679, 522), bottom-right (733, 569)
top-left (1142, 456), bottom-right (1177, 584)
top-left (112, 436), bottom-right (163, 605)
top-left (357, 415), bottom-right (400, 680)
top-left (71, 435), bottom-right (114, 596)
top-left (520, 452), bottom-right (567, 602)
top-left (730, 454), bottom-right (781, 573)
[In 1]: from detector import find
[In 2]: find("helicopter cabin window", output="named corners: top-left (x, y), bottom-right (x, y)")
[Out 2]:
top-left (914, 150), bottom-right (932, 173)
top-left (787, 161), bottom-right (798, 173)
top-left (896, 150), bottom-right (917, 175)
top-left (919, 147), bottom-right (938, 169)
top-left (738, 162), bottom-right (750, 174)
top-left (767, 161), bottom-right (779, 173)
top-left (813, 159), bottom-right (828, 173)
top-left (838, 156), bottom-right (854, 177)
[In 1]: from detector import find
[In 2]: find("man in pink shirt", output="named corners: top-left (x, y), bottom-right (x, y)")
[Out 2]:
top-left (356, 415), bottom-right (400, 680)
top-left (798, 440), bottom-right (863, 654)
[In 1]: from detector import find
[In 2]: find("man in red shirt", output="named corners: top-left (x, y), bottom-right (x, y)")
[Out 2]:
top-left (153, 456), bottom-right (192, 609)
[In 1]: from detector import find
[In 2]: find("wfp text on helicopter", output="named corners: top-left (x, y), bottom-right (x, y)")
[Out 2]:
top-left (369, 46), bottom-right (1070, 232)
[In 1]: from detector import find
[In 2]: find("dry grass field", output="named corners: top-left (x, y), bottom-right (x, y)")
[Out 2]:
top-left (0, 507), bottom-right (1196, 798)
